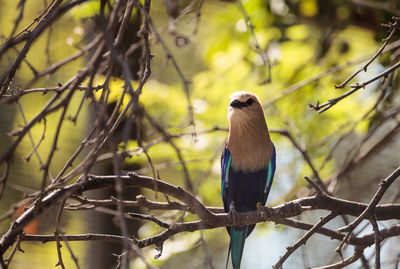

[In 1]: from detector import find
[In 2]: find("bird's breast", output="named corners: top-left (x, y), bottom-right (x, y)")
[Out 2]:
top-left (228, 142), bottom-right (272, 173)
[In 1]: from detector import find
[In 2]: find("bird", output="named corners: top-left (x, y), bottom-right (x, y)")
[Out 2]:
top-left (221, 91), bottom-right (276, 269)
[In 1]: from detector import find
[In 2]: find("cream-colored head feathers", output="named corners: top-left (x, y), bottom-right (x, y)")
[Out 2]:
top-left (227, 91), bottom-right (273, 172)
top-left (229, 91), bottom-right (261, 103)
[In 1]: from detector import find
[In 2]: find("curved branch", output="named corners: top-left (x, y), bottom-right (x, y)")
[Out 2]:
top-left (312, 247), bottom-right (364, 269)
top-left (1, 173), bottom-right (399, 257)
top-left (338, 165), bottom-right (400, 233)
top-left (0, 0), bottom-right (90, 95)
top-left (273, 212), bottom-right (337, 269)
top-left (15, 222), bottom-right (400, 255)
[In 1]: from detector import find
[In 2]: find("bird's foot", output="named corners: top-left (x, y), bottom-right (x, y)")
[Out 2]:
top-left (127, 171), bottom-right (137, 177)
top-left (228, 202), bottom-right (239, 226)
top-left (257, 202), bottom-right (271, 220)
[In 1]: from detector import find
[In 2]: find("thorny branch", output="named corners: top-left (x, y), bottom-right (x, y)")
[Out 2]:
top-left (1, 172), bottom-right (400, 267)
top-left (310, 16), bottom-right (400, 113)
top-left (310, 60), bottom-right (400, 113)
top-left (337, 166), bottom-right (400, 233)
top-left (335, 17), bottom-right (400, 90)
top-left (273, 212), bottom-right (337, 269)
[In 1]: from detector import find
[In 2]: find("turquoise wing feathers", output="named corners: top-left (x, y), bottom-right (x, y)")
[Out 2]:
top-left (221, 145), bottom-right (276, 269)
top-left (262, 145), bottom-right (276, 205)
top-left (221, 146), bottom-right (231, 212)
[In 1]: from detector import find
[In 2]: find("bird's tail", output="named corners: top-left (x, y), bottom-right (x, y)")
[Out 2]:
top-left (227, 226), bottom-right (249, 269)
top-left (225, 242), bottom-right (231, 269)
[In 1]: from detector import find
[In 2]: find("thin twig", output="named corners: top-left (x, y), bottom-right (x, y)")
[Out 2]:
top-left (337, 166), bottom-right (400, 233)
top-left (273, 212), bottom-right (337, 269)
top-left (310, 60), bottom-right (400, 113)
top-left (335, 17), bottom-right (400, 89)
top-left (236, 0), bottom-right (272, 84)
top-left (127, 212), bottom-right (169, 228)
top-left (370, 214), bottom-right (381, 269)
top-left (54, 199), bottom-right (67, 269)
top-left (311, 247), bottom-right (364, 269)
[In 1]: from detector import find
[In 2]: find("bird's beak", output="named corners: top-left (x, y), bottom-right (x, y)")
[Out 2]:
top-left (230, 99), bottom-right (244, 109)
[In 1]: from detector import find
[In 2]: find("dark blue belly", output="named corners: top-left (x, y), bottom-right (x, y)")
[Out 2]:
top-left (229, 168), bottom-right (268, 212)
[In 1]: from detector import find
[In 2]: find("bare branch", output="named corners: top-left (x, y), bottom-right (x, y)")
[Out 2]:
top-left (1, 172), bottom-right (399, 258)
top-left (273, 212), bottom-right (337, 269)
top-left (236, 0), bottom-right (272, 84)
top-left (335, 17), bottom-right (400, 89)
top-left (337, 165), bottom-right (400, 233)
top-left (311, 247), bottom-right (364, 269)
top-left (370, 214), bottom-right (381, 269)
top-left (310, 61), bottom-right (400, 113)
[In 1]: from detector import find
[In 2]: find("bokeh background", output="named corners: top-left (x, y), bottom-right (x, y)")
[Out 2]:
top-left (1, 0), bottom-right (400, 268)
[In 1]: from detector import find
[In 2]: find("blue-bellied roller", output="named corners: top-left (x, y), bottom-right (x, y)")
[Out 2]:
top-left (221, 91), bottom-right (276, 269)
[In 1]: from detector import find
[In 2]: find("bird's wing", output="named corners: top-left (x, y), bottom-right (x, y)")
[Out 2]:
top-left (221, 145), bottom-right (276, 211)
top-left (261, 144), bottom-right (276, 205)
top-left (221, 146), bottom-right (231, 213)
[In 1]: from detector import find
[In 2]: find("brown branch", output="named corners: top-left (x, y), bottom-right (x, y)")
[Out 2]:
top-left (310, 17), bottom-right (400, 113)
top-left (53, 125), bottom-right (97, 184)
top-left (263, 38), bottom-right (400, 108)
top-left (0, 0), bottom-right (90, 96)
top-left (0, 92), bottom-right (60, 197)
top-left (199, 232), bottom-right (215, 269)
top-left (144, 111), bottom-right (194, 192)
top-left (3, 234), bottom-right (23, 267)
top-left (127, 213), bottom-right (169, 229)
top-left (370, 214), bottom-right (381, 269)
top-left (67, 194), bottom-right (223, 214)
top-left (236, 0), bottom-right (272, 84)
top-left (304, 176), bottom-right (325, 196)
top-left (1, 36), bottom-right (105, 197)
top-left (337, 165), bottom-right (400, 233)
top-left (142, 2), bottom-right (196, 130)
top-left (273, 212), bottom-right (337, 269)
top-left (0, 0), bottom-right (60, 49)
top-left (273, 219), bottom-right (400, 247)
top-left (59, 233), bottom-right (81, 269)
top-left (312, 247), bottom-right (364, 269)
top-left (68, 194), bottom-right (190, 211)
top-left (274, 129), bottom-right (325, 191)
top-left (20, 233), bottom-right (137, 244)
top-left (310, 60), bottom-right (400, 113)
top-left (54, 199), bottom-right (67, 269)
top-left (345, 0), bottom-right (400, 16)
top-left (319, 75), bottom-right (392, 175)
top-left (0, 85), bottom-right (104, 106)
top-left (0, 159), bottom-right (10, 198)
top-left (39, 96), bottom-right (70, 190)
top-left (334, 165), bottom-right (400, 259)
top-left (15, 222), bottom-right (400, 256)
top-left (1, 172), bottom-right (399, 258)
top-left (335, 17), bottom-right (400, 89)
top-left (23, 34), bottom-right (103, 91)
top-left (263, 55), bottom-right (371, 107)
top-left (23, 116), bottom-right (46, 164)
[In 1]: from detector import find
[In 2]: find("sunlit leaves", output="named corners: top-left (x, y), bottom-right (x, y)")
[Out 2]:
top-left (71, 1), bottom-right (101, 20)
top-left (299, 0), bottom-right (319, 18)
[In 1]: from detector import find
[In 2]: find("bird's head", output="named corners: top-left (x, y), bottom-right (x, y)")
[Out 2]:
top-left (226, 91), bottom-right (272, 171)
top-left (228, 91), bottom-right (264, 125)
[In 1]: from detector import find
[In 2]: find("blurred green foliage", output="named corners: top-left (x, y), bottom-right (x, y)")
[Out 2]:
top-left (0, 1), bottom-right (88, 268)
top-left (125, 1), bottom-right (398, 267)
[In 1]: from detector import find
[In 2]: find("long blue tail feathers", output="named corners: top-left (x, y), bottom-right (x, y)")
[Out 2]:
top-left (226, 226), bottom-right (249, 269)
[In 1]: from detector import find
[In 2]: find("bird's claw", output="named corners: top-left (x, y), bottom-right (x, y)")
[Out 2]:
top-left (228, 202), bottom-right (239, 226)
top-left (257, 202), bottom-right (270, 219)
top-left (127, 171), bottom-right (137, 177)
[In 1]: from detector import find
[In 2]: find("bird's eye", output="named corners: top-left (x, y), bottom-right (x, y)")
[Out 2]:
top-left (245, 98), bottom-right (253, 106)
